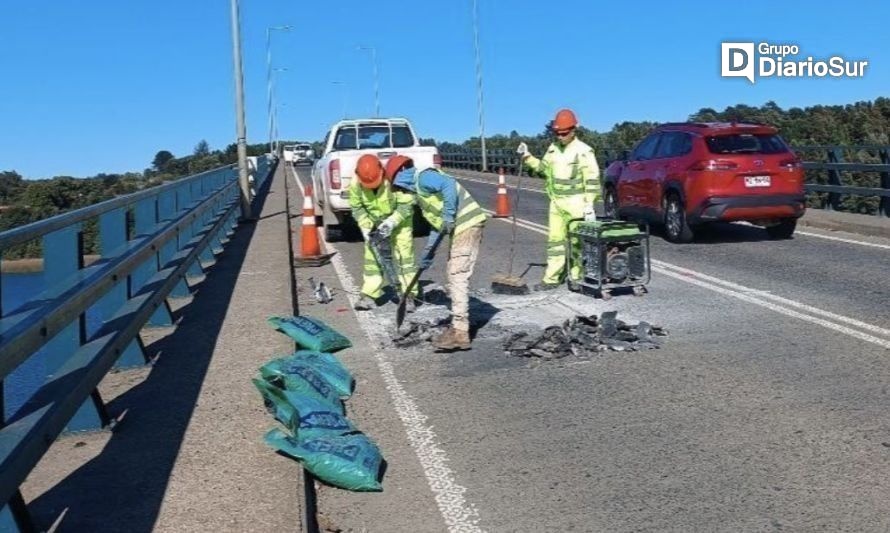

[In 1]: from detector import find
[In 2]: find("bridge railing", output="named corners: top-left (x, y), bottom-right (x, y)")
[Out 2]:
top-left (441, 146), bottom-right (890, 217)
top-left (0, 156), bottom-right (274, 531)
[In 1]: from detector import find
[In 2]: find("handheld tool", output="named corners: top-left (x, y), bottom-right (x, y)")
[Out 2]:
top-left (491, 160), bottom-right (531, 295)
top-left (367, 228), bottom-right (402, 299)
top-left (395, 230), bottom-right (446, 330)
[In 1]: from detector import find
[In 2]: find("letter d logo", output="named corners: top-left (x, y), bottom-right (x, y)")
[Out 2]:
top-left (721, 42), bottom-right (755, 83)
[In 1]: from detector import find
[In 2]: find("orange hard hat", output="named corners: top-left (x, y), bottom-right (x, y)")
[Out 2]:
top-left (552, 108), bottom-right (578, 131)
top-left (384, 155), bottom-right (413, 180)
top-left (355, 154), bottom-right (384, 189)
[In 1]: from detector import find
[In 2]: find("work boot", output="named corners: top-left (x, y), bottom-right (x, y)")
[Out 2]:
top-left (534, 282), bottom-right (561, 292)
top-left (354, 294), bottom-right (375, 311)
top-left (433, 328), bottom-right (471, 351)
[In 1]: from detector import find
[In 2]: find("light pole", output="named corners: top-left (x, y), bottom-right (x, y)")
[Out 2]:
top-left (356, 45), bottom-right (380, 117)
top-left (471, 0), bottom-right (488, 171)
top-left (228, 0), bottom-right (252, 220)
top-left (331, 81), bottom-right (349, 119)
top-left (266, 25), bottom-right (291, 156)
top-left (271, 67), bottom-right (287, 155)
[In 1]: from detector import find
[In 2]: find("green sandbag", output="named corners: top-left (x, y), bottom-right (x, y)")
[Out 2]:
top-left (260, 351), bottom-right (354, 398)
top-left (265, 428), bottom-right (383, 492)
top-left (257, 361), bottom-right (344, 413)
top-left (253, 378), bottom-right (354, 437)
top-left (267, 315), bottom-right (352, 353)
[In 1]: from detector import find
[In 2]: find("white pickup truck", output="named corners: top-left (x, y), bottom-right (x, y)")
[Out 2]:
top-left (311, 118), bottom-right (441, 241)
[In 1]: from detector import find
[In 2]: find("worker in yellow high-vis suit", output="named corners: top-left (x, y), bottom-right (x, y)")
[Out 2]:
top-left (350, 154), bottom-right (418, 311)
top-left (518, 109), bottom-right (600, 291)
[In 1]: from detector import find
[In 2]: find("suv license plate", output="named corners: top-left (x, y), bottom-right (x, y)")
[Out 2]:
top-left (744, 175), bottom-right (771, 188)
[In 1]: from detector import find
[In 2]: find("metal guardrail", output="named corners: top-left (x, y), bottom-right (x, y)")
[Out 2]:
top-left (0, 156), bottom-right (274, 531)
top-left (441, 146), bottom-right (890, 217)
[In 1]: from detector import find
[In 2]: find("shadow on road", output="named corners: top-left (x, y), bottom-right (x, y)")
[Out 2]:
top-left (27, 173), bottom-right (276, 532)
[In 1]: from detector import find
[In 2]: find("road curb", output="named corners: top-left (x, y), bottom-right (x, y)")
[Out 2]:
top-left (799, 211), bottom-right (890, 240)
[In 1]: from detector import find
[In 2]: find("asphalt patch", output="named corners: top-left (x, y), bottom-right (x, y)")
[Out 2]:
top-left (503, 311), bottom-right (667, 359)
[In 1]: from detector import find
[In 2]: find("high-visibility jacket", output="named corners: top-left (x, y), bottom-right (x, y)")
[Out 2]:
top-left (524, 138), bottom-right (601, 209)
top-left (394, 168), bottom-right (486, 236)
top-left (348, 179), bottom-right (413, 230)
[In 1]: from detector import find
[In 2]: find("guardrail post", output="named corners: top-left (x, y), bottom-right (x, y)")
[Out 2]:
top-left (825, 148), bottom-right (844, 211)
top-left (97, 208), bottom-right (150, 369)
top-left (0, 491), bottom-right (35, 533)
top-left (43, 225), bottom-right (111, 432)
top-left (132, 198), bottom-right (173, 327)
top-left (177, 184), bottom-right (205, 280)
top-left (880, 149), bottom-right (890, 218)
top-left (193, 180), bottom-right (217, 267)
top-left (158, 189), bottom-right (190, 299)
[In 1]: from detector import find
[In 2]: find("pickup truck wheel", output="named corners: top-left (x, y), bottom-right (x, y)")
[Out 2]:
top-left (765, 218), bottom-right (797, 240)
top-left (664, 193), bottom-right (694, 243)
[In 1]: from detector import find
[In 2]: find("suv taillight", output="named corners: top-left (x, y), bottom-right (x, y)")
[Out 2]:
top-left (779, 157), bottom-right (802, 169)
top-left (689, 159), bottom-right (739, 171)
top-left (433, 154), bottom-right (443, 168)
top-left (329, 159), bottom-right (341, 189)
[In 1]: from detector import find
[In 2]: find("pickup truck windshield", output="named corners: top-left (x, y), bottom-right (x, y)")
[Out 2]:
top-left (332, 124), bottom-right (415, 150)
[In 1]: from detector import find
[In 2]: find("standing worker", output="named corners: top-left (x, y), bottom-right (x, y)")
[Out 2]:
top-left (386, 155), bottom-right (487, 351)
top-left (351, 154), bottom-right (419, 312)
top-left (517, 109), bottom-right (600, 291)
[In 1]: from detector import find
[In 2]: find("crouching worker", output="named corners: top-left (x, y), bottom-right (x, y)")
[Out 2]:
top-left (385, 156), bottom-right (487, 351)
top-left (351, 154), bottom-right (419, 312)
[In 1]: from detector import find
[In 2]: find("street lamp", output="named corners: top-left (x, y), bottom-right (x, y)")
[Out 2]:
top-left (228, 0), bottom-right (252, 220)
top-left (267, 25), bottom-right (291, 156)
top-left (471, 0), bottom-right (488, 171)
top-left (271, 67), bottom-right (287, 155)
top-left (356, 45), bottom-right (380, 117)
top-left (331, 81), bottom-right (349, 119)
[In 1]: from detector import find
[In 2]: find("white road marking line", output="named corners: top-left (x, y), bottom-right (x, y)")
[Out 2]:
top-left (486, 210), bottom-right (890, 349)
top-left (652, 261), bottom-right (890, 339)
top-left (795, 230), bottom-right (890, 250)
top-left (290, 166), bottom-right (484, 533)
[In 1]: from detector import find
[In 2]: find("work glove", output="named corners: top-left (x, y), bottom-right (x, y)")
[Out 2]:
top-left (516, 142), bottom-right (529, 157)
top-left (377, 217), bottom-right (397, 238)
top-left (583, 204), bottom-right (596, 222)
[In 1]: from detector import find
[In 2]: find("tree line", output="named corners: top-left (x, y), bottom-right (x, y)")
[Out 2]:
top-left (0, 139), bottom-right (271, 260)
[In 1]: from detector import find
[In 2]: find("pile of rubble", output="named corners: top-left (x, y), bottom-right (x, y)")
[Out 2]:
top-left (503, 311), bottom-right (667, 359)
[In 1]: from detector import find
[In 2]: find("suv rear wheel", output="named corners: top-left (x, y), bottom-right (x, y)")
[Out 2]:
top-left (664, 193), bottom-right (694, 243)
top-left (765, 218), bottom-right (797, 240)
top-left (603, 186), bottom-right (619, 219)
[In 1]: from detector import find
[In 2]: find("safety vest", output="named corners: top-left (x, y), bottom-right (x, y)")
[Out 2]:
top-left (414, 169), bottom-right (486, 236)
top-left (348, 180), bottom-right (412, 230)
top-left (525, 138), bottom-right (600, 203)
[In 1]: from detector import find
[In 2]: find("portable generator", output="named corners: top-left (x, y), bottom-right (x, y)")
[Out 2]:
top-left (565, 218), bottom-right (650, 299)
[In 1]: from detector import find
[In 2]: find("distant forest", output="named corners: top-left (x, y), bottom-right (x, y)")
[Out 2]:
top-left (0, 140), bottom-right (271, 259)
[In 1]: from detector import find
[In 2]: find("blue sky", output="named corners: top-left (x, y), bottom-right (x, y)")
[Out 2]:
top-left (1, 0), bottom-right (887, 178)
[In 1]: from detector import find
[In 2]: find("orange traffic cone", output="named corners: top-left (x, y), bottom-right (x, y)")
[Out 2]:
top-left (493, 167), bottom-right (511, 218)
top-left (301, 185), bottom-right (321, 257)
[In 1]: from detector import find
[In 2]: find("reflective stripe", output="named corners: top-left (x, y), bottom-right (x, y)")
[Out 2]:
top-left (552, 177), bottom-right (582, 186)
top-left (552, 187), bottom-right (585, 196)
top-left (455, 207), bottom-right (486, 227)
top-left (547, 247), bottom-right (565, 256)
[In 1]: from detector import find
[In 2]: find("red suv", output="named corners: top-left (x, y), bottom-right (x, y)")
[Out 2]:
top-left (603, 122), bottom-right (806, 243)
